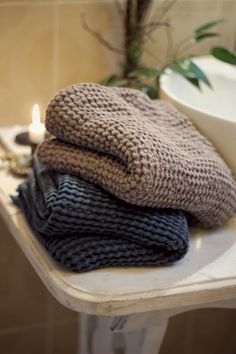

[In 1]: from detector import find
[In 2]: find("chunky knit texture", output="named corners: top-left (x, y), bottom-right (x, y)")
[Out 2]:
top-left (37, 83), bottom-right (236, 227)
top-left (12, 159), bottom-right (189, 272)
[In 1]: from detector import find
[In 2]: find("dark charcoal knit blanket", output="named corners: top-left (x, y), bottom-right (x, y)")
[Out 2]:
top-left (12, 159), bottom-right (189, 272)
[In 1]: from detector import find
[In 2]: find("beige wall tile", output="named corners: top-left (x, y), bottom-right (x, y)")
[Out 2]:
top-left (160, 310), bottom-right (191, 354)
top-left (142, 0), bottom-right (227, 67)
top-left (0, 3), bottom-right (55, 126)
top-left (0, 216), bottom-right (49, 329)
top-left (0, 215), bottom-right (76, 329)
top-left (50, 320), bottom-right (78, 354)
top-left (187, 308), bottom-right (236, 354)
top-left (0, 1), bottom-right (123, 126)
top-left (0, 0), bottom-right (233, 129)
top-left (161, 309), bottom-right (236, 354)
top-left (54, 2), bottom-right (122, 94)
top-left (0, 1), bottom-right (55, 4)
top-left (0, 214), bottom-right (78, 353)
top-left (219, 0), bottom-right (236, 50)
top-left (47, 293), bottom-right (77, 322)
top-left (0, 327), bottom-right (48, 354)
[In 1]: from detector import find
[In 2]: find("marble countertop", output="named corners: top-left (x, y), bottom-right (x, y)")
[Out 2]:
top-left (1, 149), bottom-right (236, 316)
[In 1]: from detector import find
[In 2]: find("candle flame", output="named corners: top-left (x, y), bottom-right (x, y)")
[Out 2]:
top-left (32, 104), bottom-right (41, 126)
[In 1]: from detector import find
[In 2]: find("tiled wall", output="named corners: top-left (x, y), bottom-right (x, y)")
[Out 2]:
top-left (0, 216), bottom-right (78, 354)
top-left (0, 1), bottom-right (236, 354)
top-left (161, 308), bottom-right (236, 354)
top-left (0, 0), bottom-right (235, 126)
top-left (0, 0), bottom-right (122, 126)
top-left (143, 0), bottom-right (236, 67)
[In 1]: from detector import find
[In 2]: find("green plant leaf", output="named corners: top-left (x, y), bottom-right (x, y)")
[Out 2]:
top-left (129, 67), bottom-right (162, 78)
top-left (100, 75), bottom-right (130, 87)
top-left (195, 19), bottom-right (224, 34)
top-left (188, 60), bottom-right (212, 88)
top-left (111, 79), bottom-right (130, 87)
top-left (187, 78), bottom-right (201, 89)
top-left (141, 85), bottom-right (159, 99)
top-left (211, 46), bottom-right (236, 65)
top-left (128, 41), bottom-right (142, 66)
top-left (193, 32), bottom-right (219, 43)
top-left (101, 75), bottom-right (119, 86)
top-left (170, 61), bottom-right (201, 90)
top-left (171, 59), bottom-right (211, 89)
top-left (170, 61), bottom-right (195, 79)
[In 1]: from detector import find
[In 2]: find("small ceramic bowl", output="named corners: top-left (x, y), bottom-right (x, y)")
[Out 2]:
top-left (160, 56), bottom-right (236, 176)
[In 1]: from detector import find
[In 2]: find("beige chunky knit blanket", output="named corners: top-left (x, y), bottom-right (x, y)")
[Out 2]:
top-left (37, 83), bottom-right (236, 227)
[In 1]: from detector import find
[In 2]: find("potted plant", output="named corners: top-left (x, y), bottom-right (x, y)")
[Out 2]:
top-left (82, 0), bottom-right (236, 98)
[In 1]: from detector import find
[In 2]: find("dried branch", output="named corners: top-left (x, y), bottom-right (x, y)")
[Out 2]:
top-left (142, 20), bottom-right (170, 33)
top-left (81, 14), bottom-right (123, 55)
top-left (125, 0), bottom-right (138, 41)
top-left (164, 25), bottom-right (174, 65)
top-left (176, 41), bottom-right (194, 58)
top-left (143, 20), bottom-right (170, 30)
top-left (143, 46), bottom-right (164, 65)
top-left (139, 21), bottom-right (171, 42)
top-left (114, 0), bottom-right (125, 19)
top-left (146, 32), bottom-right (156, 43)
top-left (174, 34), bottom-right (193, 57)
top-left (137, 0), bottom-right (153, 25)
top-left (152, 0), bottom-right (177, 22)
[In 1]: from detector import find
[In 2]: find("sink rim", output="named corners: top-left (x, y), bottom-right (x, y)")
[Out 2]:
top-left (160, 55), bottom-right (236, 124)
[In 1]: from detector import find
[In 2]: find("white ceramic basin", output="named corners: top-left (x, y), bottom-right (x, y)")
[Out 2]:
top-left (160, 56), bottom-right (236, 176)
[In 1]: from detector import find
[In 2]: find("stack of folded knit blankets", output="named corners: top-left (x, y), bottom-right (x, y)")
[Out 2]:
top-left (13, 83), bottom-right (236, 272)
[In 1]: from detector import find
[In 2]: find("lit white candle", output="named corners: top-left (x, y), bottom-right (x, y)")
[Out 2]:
top-left (28, 104), bottom-right (45, 144)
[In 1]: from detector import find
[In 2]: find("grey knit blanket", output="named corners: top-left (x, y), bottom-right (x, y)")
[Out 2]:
top-left (12, 159), bottom-right (189, 272)
top-left (37, 83), bottom-right (236, 227)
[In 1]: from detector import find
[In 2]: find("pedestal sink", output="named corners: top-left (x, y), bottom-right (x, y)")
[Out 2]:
top-left (160, 56), bottom-right (236, 176)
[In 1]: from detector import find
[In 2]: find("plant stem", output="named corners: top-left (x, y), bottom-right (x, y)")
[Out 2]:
top-left (123, 0), bottom-right (152, 77)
